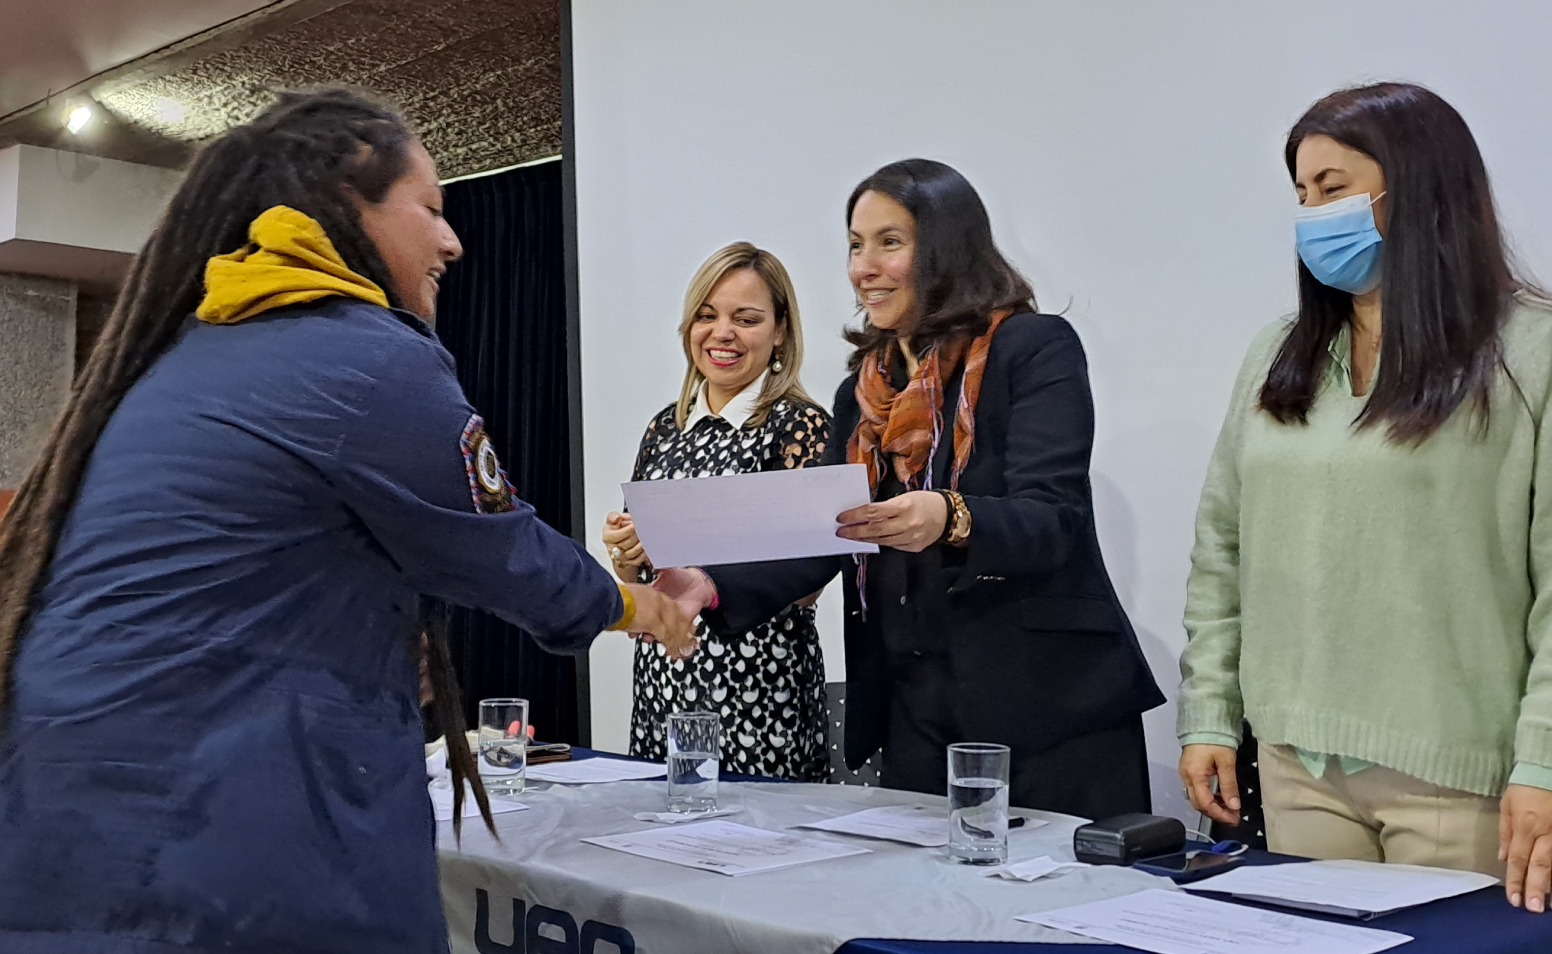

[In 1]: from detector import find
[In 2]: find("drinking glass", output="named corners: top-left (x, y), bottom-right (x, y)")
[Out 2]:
top-left (947, 742), bottom-right (1010, 865)
top-left (666, 711), bottom-right (721, 812)
top-left (477, 698), bottom-right (529, 795)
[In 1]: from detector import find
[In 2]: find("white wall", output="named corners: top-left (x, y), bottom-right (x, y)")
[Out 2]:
top-left (0, 144), bottom-right (181, 252)
top-left (571, 0), bottom-right (1552, 815)
top-left (0, 144), bottom-right (183, 285)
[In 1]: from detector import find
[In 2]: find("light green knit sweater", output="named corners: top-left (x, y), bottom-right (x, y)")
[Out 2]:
top-left (1178, 292), bottom-right (1552, 797)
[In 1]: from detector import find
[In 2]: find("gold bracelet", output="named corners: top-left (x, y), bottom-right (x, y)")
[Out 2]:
top-left (944, 490), bottom-right (972, 547)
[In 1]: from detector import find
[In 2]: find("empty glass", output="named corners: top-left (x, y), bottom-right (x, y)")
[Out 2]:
top-left (947, 742), bottom-right (1011, 865)
top-left (666, 711), bottom-right (721, 812)
top-left (477, 698), bottom-right (529, 795)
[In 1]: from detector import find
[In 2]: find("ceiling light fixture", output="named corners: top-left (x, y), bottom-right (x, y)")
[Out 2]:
top-left (65, 105), bottom-right (93, 135)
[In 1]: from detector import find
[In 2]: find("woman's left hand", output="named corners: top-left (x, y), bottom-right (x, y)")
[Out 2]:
top-left (836, 490), bottom-right (948, 553)
top-left (1501, 783), bottom-right (1552, 912)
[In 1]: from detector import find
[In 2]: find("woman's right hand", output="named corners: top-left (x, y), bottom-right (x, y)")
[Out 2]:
top-left (621, 583), bottom-right (698, 659)
top-left (1179, 743), bottom-right (1242, 826)
top-left (603, 511), bottom-right (649, 580)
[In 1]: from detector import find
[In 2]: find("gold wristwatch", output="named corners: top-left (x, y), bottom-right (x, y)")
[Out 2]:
top-left (937, 489), bottom-right (972, 547)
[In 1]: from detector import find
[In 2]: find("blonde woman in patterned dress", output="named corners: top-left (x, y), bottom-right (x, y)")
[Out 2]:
top-left (602, 242), bottom-right (832, 780)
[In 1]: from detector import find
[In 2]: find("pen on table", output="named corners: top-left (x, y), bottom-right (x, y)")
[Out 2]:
top-left (1009, 817), bottom-right (1027, 829)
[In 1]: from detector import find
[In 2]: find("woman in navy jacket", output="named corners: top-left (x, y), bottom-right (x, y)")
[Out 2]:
top-left (661, 160), bottom-right (1164, 819)
top-left (0, 90), bottom-right (693, 954)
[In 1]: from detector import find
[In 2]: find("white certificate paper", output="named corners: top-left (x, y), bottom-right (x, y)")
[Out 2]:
top-left (1020, 889), bottom-right (1411, 954)
top-left (583, 820), bottom-right (871, 876)
top-left (428, 784), bottom-right (529, 822)
top-left (1186, 858), bottom-right (1498, 917)
top-left (525, 758), bottom-right (667, 784)
top-left (621, 464), bottom-right (878, 567)
top-left (797, 804), bottom-right (952, 847)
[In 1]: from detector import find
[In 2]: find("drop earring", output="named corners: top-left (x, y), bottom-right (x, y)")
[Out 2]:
top-left (771, 357), bottom-right (784, 372)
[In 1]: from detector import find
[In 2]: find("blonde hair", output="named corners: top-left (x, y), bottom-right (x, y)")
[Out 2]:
top-left (674, 242), bottom-right (814, 429)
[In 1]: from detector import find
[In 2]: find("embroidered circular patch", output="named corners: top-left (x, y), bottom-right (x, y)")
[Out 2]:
top-left (460, 414), bottom-right (516, 514)
top-left (476, 440), bottom-right (503, 494)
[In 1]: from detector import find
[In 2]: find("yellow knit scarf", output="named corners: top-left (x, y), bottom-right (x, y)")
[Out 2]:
top-left (196, 205), bottom-right (388, 324)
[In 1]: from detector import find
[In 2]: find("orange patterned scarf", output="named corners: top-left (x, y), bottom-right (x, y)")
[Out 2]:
top-left (848, 310), bottom-right (1011, 495)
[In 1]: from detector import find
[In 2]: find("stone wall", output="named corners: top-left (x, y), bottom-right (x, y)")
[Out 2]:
top-left (0, 272), bottom-right (75, 493)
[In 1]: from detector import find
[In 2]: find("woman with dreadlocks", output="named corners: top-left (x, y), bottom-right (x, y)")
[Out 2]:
top-left (0, 89), bottom-right (695, 953)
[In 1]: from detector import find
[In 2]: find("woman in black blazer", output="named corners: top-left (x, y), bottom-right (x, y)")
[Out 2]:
top-left (659, 159), bottom-right (1164, 819)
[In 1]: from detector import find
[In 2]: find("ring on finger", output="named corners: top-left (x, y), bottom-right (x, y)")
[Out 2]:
top-left (609, 546), bottom-right (622, 560)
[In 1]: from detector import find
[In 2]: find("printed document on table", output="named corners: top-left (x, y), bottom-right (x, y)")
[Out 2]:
top-left (1185, 858), bottom-right (1499, 917)
top-left (526, 758), bottom-right (667, 784)
top-left (583, 820), bottom-right (871, 876)
top-left (429, 784), bottom-right (528, 822)
top-left (1021, 889), bottom-right (1411, 954)
top-left (797, 804), bottom-right (956, 847)
top-left (621, 464), bottom-right (878, 567)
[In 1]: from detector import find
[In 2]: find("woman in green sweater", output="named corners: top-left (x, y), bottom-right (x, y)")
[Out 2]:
top-left (1178, 82), bottom-right (1552, 913)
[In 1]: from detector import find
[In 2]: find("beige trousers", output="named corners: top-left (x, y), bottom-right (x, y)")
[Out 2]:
top-left (1257, 742), bottom-right (1505, 878)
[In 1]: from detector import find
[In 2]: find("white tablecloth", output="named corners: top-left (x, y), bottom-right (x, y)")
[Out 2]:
top-left (437, 778), bottom-right (1172, 954)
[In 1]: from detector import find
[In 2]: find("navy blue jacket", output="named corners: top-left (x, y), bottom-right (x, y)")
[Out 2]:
top-left (0, 299), bottom-right (618, 953)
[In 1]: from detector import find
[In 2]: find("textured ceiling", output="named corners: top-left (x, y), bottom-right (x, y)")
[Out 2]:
top-left (0, 0), bottom-right (560, 180)
top-left (0, 0), bottom-right (275, 117)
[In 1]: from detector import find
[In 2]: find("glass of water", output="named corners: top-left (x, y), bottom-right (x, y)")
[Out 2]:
top-left (666, 711), bottom-right (720, 813)
top-left (947, 742), bottom-right (1010, 865)
top-left (477, 698), bottom-right (529, 795)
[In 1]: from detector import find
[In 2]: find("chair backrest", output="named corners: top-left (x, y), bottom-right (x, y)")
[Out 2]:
top-left (824, 682), bottom-right (882, 786)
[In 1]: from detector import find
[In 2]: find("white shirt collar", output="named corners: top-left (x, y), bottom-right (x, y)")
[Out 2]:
top-left (685, 371), bottom-right (768, 431)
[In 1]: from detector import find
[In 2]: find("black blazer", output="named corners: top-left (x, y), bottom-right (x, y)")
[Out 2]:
top-left (702, 313), bottom-right (1165, 769)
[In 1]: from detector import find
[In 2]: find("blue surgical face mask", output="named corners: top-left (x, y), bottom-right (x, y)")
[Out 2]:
top-left (1294, 191), bottom-right (1385, 294)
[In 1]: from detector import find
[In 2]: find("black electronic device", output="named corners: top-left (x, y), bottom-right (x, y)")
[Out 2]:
top-left (1072, 813), bottom-right (1187, 866)
top-left (1132, 849), bottom-right (1246, 883)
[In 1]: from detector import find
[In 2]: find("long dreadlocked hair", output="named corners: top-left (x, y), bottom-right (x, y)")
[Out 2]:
top-left (0, 87), bottom-right (496, 837)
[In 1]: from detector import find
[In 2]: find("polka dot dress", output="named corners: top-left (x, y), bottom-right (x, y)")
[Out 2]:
top-left (627, 398), bottom-right (831, 781)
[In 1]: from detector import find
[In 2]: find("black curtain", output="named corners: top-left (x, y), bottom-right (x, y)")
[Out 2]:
top-left (434, 159), bottom-right (580, 743)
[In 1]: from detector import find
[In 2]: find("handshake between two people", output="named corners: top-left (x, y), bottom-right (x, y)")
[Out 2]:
top-left (615, 570), bottom-right (718, 661)
top-left (607, 508), bottom-right (718, 661)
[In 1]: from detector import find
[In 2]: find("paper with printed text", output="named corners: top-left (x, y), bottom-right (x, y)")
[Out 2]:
top-left (622, 464), bottom-right (878, 567)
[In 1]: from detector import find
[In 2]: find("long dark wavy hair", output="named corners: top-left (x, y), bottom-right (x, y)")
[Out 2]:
top-left (0, 89), bottom-right (494, 835)
top-left (1259, 82), bottom-right (1524, 442)
top-left (843, 159), bottom-right (1035, 372)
